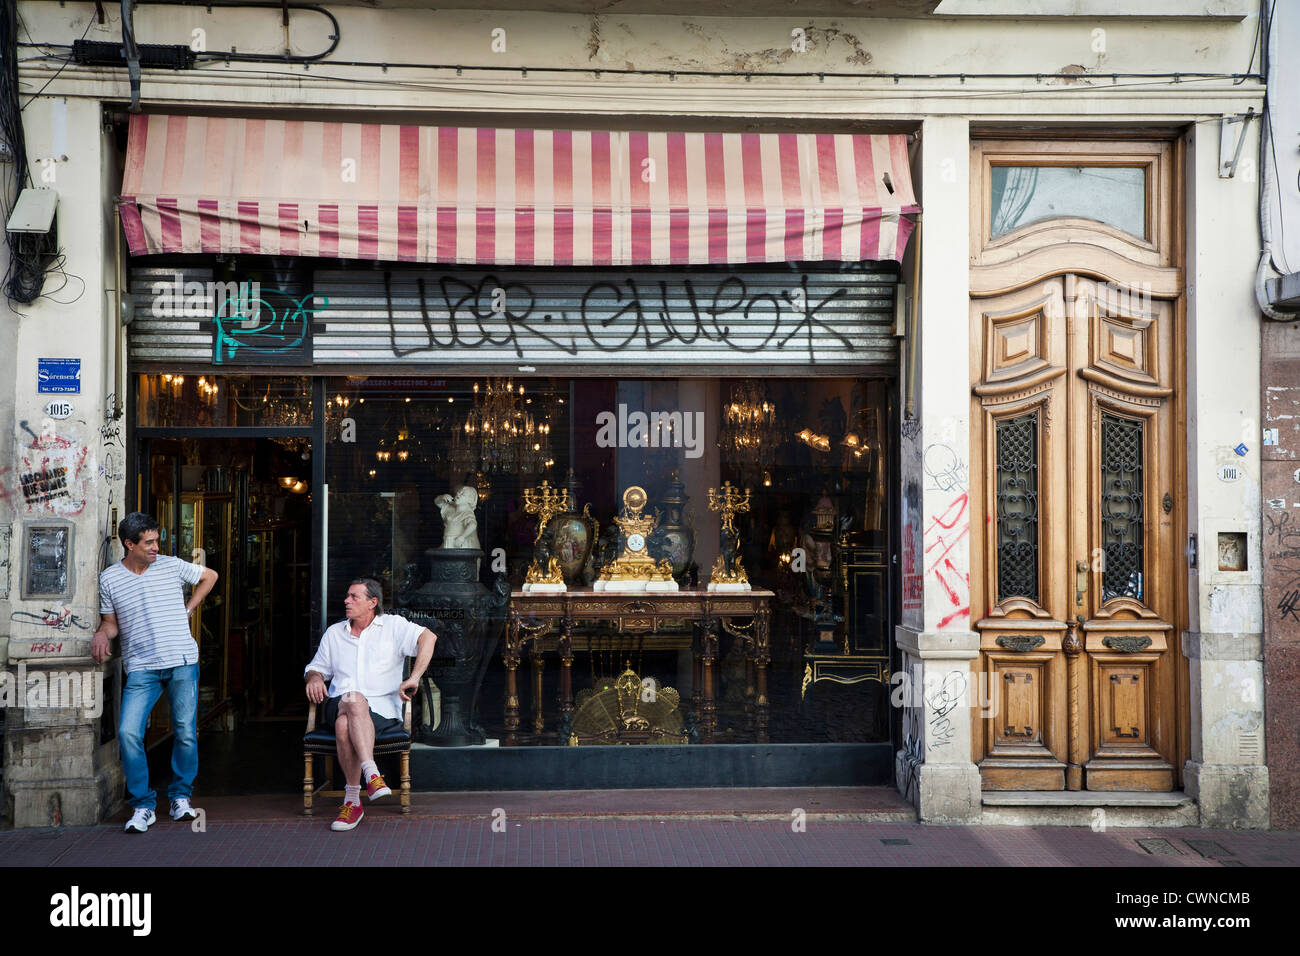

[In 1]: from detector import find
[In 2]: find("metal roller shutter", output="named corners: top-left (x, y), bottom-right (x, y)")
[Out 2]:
top-left (130, 265), bottom-right (898, 370)
top-left (314, 268), bottom-right (898, 370)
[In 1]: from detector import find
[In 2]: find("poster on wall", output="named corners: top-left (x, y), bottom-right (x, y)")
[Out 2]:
top-left (37, 358), bottom-right (81, 394)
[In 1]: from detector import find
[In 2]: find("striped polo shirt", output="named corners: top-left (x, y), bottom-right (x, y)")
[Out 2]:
top-left (99, 555), bottom-right (205, 674)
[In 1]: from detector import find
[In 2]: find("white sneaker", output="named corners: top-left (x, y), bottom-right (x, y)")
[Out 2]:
top-left (124, 808), bottom-right (156, 833)
top-left (169, 798), bottom-right (199, 822)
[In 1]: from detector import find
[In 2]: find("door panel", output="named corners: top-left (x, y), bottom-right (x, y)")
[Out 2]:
top-left (972, 274), bottom-right (1179, 791)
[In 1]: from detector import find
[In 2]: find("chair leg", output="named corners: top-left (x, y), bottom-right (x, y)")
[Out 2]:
top-left (400, 750), bottom-right (411, 814)
top-left (303, 753), bottom-right (314, 815)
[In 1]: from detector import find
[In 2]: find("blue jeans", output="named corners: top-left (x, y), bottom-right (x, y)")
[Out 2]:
top-left (119, 664), bottom-right (199, 809)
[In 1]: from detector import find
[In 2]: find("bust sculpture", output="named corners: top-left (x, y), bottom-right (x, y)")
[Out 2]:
top-left (435, 485), bottom-right (480, 550)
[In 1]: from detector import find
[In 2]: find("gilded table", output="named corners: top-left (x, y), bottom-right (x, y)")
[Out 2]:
top-left (504, 588), bottom-right (774, 746)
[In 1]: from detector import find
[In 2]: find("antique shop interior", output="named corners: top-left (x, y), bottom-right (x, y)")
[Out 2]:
top-left (129, 324), bottom-right (901, 792)
top-left (114, 114), bottom-right (918, 790)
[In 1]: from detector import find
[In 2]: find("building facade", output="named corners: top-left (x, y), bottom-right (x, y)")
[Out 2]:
top-left (0, 0), bottom-right (1281, 828)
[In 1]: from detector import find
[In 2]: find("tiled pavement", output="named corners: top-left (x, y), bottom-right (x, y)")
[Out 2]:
top-left (3, 788), bottom-right (1299, 866)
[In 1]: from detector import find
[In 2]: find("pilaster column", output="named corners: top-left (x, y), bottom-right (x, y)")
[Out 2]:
top-left (895, 116), bottom-right (982, 823)
top-left (1182, 120), bottom-right (1268, 828)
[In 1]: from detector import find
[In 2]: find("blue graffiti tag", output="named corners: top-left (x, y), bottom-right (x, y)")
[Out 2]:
top-left (212, 289), bottom-right (327, 365)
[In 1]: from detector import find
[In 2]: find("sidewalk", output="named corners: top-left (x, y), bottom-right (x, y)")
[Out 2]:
top-left (3, 789), bottom-right (1298, 866)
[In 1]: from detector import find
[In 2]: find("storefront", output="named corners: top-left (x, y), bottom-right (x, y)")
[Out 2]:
top-left (119, 115), bottom-right (918, 785)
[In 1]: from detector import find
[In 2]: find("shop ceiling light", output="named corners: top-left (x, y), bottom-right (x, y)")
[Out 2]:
top-left (6, 187), bottom-right (57, 234)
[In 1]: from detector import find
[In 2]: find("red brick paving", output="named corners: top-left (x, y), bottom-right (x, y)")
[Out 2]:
top-left (3, 788), bottom-right (1299, 866)
top-left (102, 786), bottom-right (918, 824)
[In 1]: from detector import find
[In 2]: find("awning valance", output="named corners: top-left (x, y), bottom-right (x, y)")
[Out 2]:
top-left (120, 115), bottom-right (918, 267)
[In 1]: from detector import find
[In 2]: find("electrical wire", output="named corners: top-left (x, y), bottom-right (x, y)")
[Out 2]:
top-left (1, 1), bottom-right (50, 305)
top-left (1234, 0), bottom-right (1271, 84)
top-left (19, 14), bottom-right (95, 109)
top-left (167, 61), bottom-right (1260, 104)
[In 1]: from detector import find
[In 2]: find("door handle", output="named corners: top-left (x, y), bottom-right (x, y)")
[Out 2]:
top-left (1075, 560), bottom-right (1088, 608)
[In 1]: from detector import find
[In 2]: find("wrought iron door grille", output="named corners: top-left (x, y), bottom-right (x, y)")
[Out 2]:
top-left (996, 412), bottom-right (1039, 603)
top-left (1101, 412), bottom-right (1144, 601)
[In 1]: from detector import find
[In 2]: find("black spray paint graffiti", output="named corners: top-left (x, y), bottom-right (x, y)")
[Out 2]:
top-left (100, 394), bottom-right (126, 573)
top-left (926, 669), bottom-right (967, 751)
top-left (99, 419), bottom-right (122, 448)
top-left (10, 607), bottom-right (92, 630)
top-left (923, 443), bottom-right (968, 493)
top-left (1279, 590), bottom-right (1300, 624)
top-left (1265, 511), bottom-right (1300, 592)
top-left (383, 273), bottom-right (854, 362)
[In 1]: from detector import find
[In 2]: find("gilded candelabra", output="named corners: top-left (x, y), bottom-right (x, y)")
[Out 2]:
top-left (707, 481), bottom-right (752, 590)
top-left (523, 480), bottom-right (568, 587)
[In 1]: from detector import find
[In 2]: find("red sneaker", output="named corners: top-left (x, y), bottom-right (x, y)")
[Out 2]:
top-left (331, 802), bottom-right (364, 831)
top-left (366, 770), bottom-right (390, 801)
top-left (365, 773), bottom-right (392, 801)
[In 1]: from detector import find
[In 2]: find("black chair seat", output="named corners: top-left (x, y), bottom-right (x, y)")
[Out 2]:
top-left (304, 726), bottom-right (411, 752)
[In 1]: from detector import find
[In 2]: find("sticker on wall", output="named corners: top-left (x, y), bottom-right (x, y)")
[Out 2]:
top-left (36, 358), bottom-right (80, 394)
top-left (1267, 498), bottom-right (1286, 511)
top-left (1217, 464), bottom-right (1242, 482)
top-left (1234, 443), bottom-right (1249, 456)
top-left (1263, 429), bottom-right (1279, 446)
top-left (1293, 468), bottom-right (1300, 484)
top-left (42, 399), bottom-right (73, 419)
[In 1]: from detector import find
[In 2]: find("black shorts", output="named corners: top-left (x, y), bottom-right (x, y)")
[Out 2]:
top-left (322, 695), bottom-right (401, 735)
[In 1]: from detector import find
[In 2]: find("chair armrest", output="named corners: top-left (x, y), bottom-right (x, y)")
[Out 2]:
top-left (403, 658), bottom-right (414, 734)
top-left (306, 702), bottom-right (319, 733)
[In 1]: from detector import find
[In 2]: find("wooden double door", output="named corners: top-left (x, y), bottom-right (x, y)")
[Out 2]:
top-left (970, 272), bottom-right (1183, 791)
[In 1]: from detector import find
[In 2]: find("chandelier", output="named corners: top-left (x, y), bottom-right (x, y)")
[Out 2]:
top-left (721, 382), bottom-right (778, 472)
top-left (450, 378), bottom-right (554, 475)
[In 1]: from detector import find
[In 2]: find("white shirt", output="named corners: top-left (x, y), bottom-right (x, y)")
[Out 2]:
top-left (304, 614), bottom-right (429, 720)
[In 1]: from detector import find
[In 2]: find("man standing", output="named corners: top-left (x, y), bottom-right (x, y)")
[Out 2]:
top-left (304, 579), bottom-right (436, 831)
top-left (91, 512), bottom-right (218, 833)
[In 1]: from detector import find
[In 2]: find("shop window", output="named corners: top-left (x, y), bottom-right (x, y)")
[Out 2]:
top-left (990, 165), bottom-right (1147, 239)
top-left (323, 375), bottom-right (895, 745)
top-left (137, 374), bottom-right (312, 428)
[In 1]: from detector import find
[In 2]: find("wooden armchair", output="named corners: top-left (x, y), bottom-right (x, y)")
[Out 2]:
top-left (302, 691), bottom-right (413, 815)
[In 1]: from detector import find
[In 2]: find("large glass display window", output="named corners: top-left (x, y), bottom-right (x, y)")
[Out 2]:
top-left (323, 375), bottom-right (894, 745)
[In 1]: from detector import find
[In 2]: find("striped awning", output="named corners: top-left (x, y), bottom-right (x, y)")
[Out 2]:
top-left (120, 114), bottom-right (918, 267)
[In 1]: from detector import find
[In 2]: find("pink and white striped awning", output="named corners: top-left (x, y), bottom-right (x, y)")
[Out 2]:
top-left (120, 115), bottom-right (918, 266)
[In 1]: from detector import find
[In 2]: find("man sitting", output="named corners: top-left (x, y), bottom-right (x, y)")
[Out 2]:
top-left (304, 578), bottom-right (436, 831)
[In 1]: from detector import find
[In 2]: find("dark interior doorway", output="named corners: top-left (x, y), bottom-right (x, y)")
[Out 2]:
top-left (138, 435), bottom-right (313, 794)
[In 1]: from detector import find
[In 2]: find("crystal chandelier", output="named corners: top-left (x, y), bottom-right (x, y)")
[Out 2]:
top-left (721, 382), bottom-right (778, 471)
top-left (450, 378), bottom-right (554, 475)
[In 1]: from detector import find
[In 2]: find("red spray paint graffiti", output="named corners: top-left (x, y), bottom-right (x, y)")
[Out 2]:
top-left (924, 492), bottom-right (970, 629)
